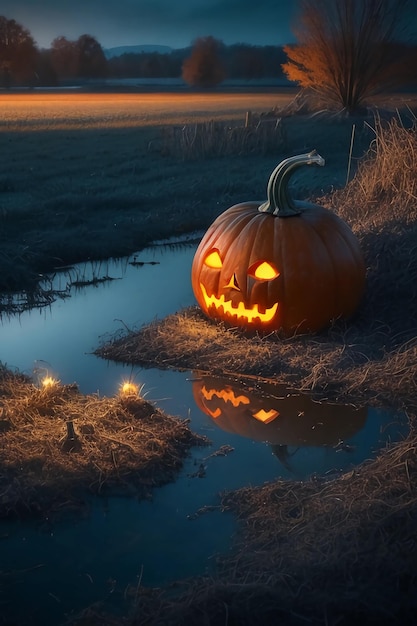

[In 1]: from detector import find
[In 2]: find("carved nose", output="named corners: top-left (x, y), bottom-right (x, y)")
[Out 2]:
top-left (225, 273), bottom-right (241, 291)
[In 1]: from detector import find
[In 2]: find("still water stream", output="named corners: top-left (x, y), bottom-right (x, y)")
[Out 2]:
top-left (0, 238), bottom-right (407, 624)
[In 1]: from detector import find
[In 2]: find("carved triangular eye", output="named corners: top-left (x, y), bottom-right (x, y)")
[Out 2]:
top-left (248, 261), bottom-right (280, 280)
top-left (204, 249), bottom-right (223, 269)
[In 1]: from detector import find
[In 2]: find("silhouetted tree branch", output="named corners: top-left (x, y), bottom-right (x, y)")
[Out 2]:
top-left (282, 0), bottom-right (417, 113)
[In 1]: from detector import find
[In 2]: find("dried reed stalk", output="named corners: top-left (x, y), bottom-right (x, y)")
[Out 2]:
top-left (159, 117), bottom-right (287, 160)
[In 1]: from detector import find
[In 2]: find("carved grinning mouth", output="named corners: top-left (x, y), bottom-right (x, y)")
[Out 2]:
top-left (200, 283), bottom-right (278, 323)
top-left (201, 385), bottom-right (250, 407)
top-left (201, 385), bottom-right (280, 424)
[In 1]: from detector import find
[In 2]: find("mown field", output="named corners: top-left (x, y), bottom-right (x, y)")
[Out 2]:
top-left (0, 90), bottom-right (297, 129)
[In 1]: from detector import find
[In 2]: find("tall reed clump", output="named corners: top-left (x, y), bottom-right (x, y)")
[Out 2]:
top-left (159, 117), bottom-right (287, 160)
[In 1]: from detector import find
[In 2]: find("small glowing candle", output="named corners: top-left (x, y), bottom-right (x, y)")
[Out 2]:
top-left (120, 381), bottom-right (139, 396)
top-left (42, 376), bottom-right (58, 388)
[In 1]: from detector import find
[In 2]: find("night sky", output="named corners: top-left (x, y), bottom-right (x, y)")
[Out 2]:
top-left (1, 0), bottom-right (296, 50)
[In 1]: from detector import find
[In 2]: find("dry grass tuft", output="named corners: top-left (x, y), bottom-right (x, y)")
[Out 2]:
top-left (102, 307), bottom-right (276, 375)
top-left (159, 117), bottom-right (287, 160)
top-left (0, 364), bottom-right (208, 519)
top-left (96, 307), bottom-right (417, 413)
top-left (329, 113), bottom-right (417, 228)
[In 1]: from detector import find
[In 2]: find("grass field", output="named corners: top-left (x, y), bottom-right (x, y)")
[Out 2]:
top-left (0, 91), bottom-right (303, 293)
top-left (3, 88), bottom-right (400, 299)
top-left (0, 90), bottom-right (297, 129)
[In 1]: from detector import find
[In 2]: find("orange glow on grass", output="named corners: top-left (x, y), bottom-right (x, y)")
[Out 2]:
top-left (0, 92), bottom-right (292, 132)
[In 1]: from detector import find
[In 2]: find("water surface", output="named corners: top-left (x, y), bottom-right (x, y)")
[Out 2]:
top-left (0, 239), bottom-right (407, 624)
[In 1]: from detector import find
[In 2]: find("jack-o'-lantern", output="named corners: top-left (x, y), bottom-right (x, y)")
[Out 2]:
top-left (192, 373), bottom-right (367, 447)
top-left (191, 152), bottom-right (366, 335)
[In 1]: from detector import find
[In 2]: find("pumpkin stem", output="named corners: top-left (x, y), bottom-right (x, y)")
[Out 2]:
top-left (258, 151), bottom-right (325, 217)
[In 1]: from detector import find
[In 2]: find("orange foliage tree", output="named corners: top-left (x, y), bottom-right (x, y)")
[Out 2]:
top-left (182, 36), bottom-right (226, 87)
top-left (282, 0), bottom-right (417, 113)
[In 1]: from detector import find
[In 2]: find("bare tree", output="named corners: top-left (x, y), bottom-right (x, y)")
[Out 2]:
top-left (0, 15), bottom-right (37, 87)
top-left (182, 36), bottom-right (226, 88)
top-left (282, 0), bottom-right (417, 113)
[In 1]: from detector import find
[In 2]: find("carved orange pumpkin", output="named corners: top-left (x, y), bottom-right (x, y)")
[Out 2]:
top-left (192, 373), bottom-right (367, 447)
top-left (191, 152), bottom-right (366, 335)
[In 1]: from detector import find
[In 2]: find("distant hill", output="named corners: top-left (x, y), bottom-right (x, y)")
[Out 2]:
top-left (104, 45), bottom-right (173, 59)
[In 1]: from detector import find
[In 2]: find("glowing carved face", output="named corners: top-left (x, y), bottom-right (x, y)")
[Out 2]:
top-left (192, 374), bottom-right (369, 446)
top-left (200, 384), bottom-right (279, 423)
top-left (192, 229), bottom-right (283, 332)
top-left (191, 194), bottom-right (367, 336)
top-left (199, 248), bottom-right (280, 323)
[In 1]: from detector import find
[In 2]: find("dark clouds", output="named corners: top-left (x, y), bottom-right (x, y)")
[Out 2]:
top-left (0, 0), bottom-right (295, 49)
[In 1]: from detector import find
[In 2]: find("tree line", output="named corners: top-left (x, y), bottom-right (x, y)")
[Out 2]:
top-left (108, 41), bottom-right (286, 82)
top-left (0, 15), bottom-right (286, 88)
top-left (0, 17), bottom-right (108, 87)
top-left (1, 0), bottom-right (416, 113)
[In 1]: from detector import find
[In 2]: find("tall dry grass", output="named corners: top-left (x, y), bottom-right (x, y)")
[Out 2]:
top-left (333, 112), bottom-right (417, 228)
top-left (159, 116), bottom-right (288, 160)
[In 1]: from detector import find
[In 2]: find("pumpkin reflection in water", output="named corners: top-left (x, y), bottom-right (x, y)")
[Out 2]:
top-left (192, 373), bottom-right (367, 450)
top-left (191, 152), bottom-right (366, 335)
